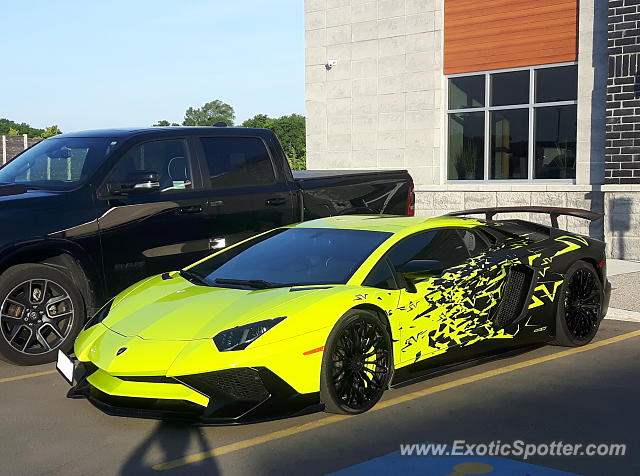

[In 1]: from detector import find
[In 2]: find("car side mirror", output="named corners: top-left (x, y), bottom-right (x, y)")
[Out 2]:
top-left (108, 171), bottom-right (160, 195)
top-left (397, 260), bottom-right (444, 292)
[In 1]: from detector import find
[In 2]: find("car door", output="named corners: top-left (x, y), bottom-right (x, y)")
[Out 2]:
top-left (196, 135), bottom-right (296, 249)
top-left (389, 228), bottom-right (512, 364)
top-left (96, 137), bottom-right (212, 296)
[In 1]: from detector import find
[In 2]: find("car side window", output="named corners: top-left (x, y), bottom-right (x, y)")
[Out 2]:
top-left (363, 259), bottom-right (397, 290)
top-left (458, 229), bottom-right (489, 257)
top-left (388, 229), bottom-right (470, 270)
top-left (110, 139), bottom-right (193, 192)
top-left (200, 137), bottom-right (276, 188)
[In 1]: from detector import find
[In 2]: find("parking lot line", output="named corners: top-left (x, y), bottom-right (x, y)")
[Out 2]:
top-left (153, 328), bottom-right (640, 472)
top-left (0, 370), bottom-right (56, 384)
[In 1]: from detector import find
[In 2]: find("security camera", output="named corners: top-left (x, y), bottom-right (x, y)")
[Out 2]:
top-left (326, 59), bottom-right (338, 70)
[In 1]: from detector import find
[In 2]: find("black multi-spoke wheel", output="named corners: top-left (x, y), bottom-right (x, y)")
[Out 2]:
top-left (553, 261), bottom-right (603, 347)
top-left (0, 264), bottom-right (85, 365)
top-left (321, 310), bottom-right (392, 414)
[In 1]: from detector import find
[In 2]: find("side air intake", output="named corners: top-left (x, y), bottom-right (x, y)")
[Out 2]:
top-left (493, 265), bottom-right (534, 329)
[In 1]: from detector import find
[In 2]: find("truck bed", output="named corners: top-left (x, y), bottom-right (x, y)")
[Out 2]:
top-left (293, 169), bottom-right (409, 180)
top-left (293, 169), bottom-right (413, 220)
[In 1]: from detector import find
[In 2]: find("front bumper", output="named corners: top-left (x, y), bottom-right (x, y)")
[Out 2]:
top-left (66, 359), bottom-right (320, 425)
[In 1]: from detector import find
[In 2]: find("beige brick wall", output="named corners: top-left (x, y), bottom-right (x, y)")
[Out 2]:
top-left (305, 0), bottom-right (443, 187)
top-left (415, 188), bottom-right (605, 241)
top-left (576, 0), bottom-right (607, 186)
top-left (604, 189), bottom-right (640, 259)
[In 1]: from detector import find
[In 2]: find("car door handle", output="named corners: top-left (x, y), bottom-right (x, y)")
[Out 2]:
top-left (266, 197), bottom-right (287, 206)
top-left (177, 205), bottom-right (203, 214)
top-left (208, 200), bottom-right (224, 208)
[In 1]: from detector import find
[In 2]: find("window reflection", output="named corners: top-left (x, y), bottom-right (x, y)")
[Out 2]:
top-left (490, 109), bottom-right (529, 180)
top-left (446, 64), bottom-right (578, 181)
top-left (448, 112), bottom-right (484, 180)
top-left (534, 105), bottom-right (577, 179)
top-left (535, 66), bottom-right (578, 103)
top-left (449, 75), bottom-right (485, 110)
top-left (491, 70), bottom-right (529, 106)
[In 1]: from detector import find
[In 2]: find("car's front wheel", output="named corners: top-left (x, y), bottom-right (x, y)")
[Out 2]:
top-left (0, 264), bottom-right (85, 365)
top-left (320, 310), bottom-right (392, 415)
top-left (552, 260), bottom-right (603, 347)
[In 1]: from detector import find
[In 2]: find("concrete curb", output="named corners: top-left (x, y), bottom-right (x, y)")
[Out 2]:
top-left (607, 259), bottom-right (640, 277)
top-left (605, 307), bottom-right (640, 323)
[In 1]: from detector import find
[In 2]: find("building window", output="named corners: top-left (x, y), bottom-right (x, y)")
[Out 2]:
top-left (447, 63), bottom-right (578, 181)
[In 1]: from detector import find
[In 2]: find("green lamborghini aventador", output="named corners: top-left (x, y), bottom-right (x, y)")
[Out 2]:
top-left (58, 207), bottom-right (610, 423)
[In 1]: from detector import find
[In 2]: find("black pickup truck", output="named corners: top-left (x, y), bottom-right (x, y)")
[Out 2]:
top-left (0, 127), bottom-right (413, 364)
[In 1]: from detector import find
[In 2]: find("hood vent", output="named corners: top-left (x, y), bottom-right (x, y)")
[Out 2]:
top-left (289, 286), bottom-right (334, 292)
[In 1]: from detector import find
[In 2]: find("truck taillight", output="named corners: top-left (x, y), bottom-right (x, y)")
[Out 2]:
top-left (407, 184), bottom-right (415, 216)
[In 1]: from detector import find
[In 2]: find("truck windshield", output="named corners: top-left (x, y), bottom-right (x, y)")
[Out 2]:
top-left (0, 137), bottom-right (119, 190)
top-left (186, 228), bottom-right (392, 288)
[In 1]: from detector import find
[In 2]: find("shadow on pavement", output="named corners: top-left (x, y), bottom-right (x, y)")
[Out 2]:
top-left (120, 421), bottom-right (219, 476)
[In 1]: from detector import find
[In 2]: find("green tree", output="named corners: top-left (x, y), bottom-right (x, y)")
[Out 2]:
top-left (0, 118), bottom-right (46, 137)
top-left (183, 100), bottom-right (235, 126)
top-left (153, 120), bottom-right (180, 127)
top-left (242, 113), bottom-right (306, 170)
top-left (241, 114), bottom-right (271, 129)
top-left (39, 125), bottom-right (62, 138)
top-left (8, 127), bottom-right (19, 135)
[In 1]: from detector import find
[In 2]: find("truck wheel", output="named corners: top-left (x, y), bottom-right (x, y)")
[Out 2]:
top-left (320, 310), bottom-right (392, 414)
top-left (552, 260), bottom-right (603, 347)
top-left (0, 264), bottom-right (85, 365)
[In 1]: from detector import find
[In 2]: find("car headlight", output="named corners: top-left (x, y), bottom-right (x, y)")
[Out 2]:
top-left (213, 316), bottom-right (286, 351)
top-left (83, 299), bottom-right (113, 330)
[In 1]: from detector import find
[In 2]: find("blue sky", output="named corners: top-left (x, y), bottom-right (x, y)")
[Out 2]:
top-left (2, 1), bottom-right (304, 132)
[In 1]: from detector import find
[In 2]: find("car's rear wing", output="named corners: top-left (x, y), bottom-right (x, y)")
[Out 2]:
top-left (446, 206), bottom-right (603, 229)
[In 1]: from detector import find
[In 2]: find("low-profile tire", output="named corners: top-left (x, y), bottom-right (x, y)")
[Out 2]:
top-left (0, 264), bottom-right (85, 365)
top-left (552, 260), bottom-right (603, 347)
top-left (320, 309), bottom-right (392, 415)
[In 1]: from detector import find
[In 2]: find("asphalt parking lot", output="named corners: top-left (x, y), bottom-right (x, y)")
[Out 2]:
top-left (1, 315), bottom-right (639, 476)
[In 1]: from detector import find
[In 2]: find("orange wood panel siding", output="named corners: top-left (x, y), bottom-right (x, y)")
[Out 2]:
top-left (444, 0), bottom-right (578, 75)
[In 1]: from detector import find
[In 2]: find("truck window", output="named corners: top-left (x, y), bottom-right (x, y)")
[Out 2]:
top-left (0, 137), bottom-right (118, 190)
top-left (200, 137), bottom-right (276, 188)
top-left (110, 139), bottom-right (193, 192)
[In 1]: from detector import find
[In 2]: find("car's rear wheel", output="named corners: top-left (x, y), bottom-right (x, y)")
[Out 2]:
top-left (0, 264), bottom-right (85, 365)
top-left (320, 310), bottom-right (392, 415)
top-left (552, 260), bottom-right (603, 347)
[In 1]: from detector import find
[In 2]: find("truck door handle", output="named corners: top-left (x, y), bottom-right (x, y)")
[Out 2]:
top-left (177, 205), bottom-right (203, 214)
top-left (266, 197), bottom-right (287, 206)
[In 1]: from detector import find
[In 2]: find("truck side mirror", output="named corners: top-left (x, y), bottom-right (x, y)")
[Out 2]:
top-left (108, 171), bottom-right (160, 195)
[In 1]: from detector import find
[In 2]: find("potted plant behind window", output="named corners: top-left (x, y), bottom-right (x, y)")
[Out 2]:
top-left (454, 139), bottom-right (479, 180)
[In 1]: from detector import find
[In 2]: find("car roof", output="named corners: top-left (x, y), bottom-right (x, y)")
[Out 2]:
top-left (51, 126), bottom-right (274, 140)
top-left (288, 215), bottom-right (484, 235)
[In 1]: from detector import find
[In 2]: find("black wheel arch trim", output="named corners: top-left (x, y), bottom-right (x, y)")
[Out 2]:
top-left (0, 239), bottom-right (105, 316)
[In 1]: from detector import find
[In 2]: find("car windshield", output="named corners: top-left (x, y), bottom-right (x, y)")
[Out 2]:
top-left (0, 137), bottom-right (119, 190)
top-left (187, 228), bottom-right (392, 288)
